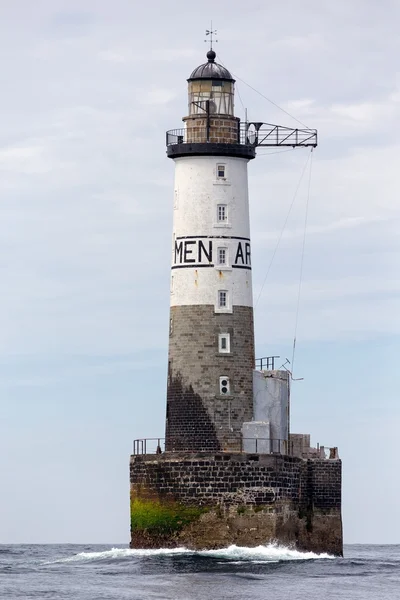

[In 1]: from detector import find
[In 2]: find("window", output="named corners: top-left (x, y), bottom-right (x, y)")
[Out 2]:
top-left (218, 290), bottom-right (228, 308)
top-left (217, 247), bottom-right (227, 265)
top-left (170, 275), bottom-right (174, 294)
top-left (219, 376), bottom-right (230, 395)
top-left (217, 164), bottom-right (226, 179)
top-left (188, 81), bottom-right (234, 116)
top-left (169, 317), bottom-right (173, 336)
top-left (219, 333), bottom-right (230, 353)
top-left (217, 204), bottom-right (227, 222)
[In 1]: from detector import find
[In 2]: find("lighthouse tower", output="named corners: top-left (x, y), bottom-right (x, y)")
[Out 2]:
top-left (129, 49), bottom-right (342, 556)
top-left (165, 49), bottom-right (256, 452)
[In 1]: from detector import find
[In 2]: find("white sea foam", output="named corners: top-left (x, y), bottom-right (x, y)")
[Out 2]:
top-left (47, 544), bottom-right (334, 564)
top-left (198, 544), bottom-right (334, 561)
top-left (47, 547), bottom-right (192, 563)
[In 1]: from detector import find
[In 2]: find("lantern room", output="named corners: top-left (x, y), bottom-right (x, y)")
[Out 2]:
top-left (187, 50), bottom-right (235, 116)
top-left (182, 50), bottom-right (240, 146)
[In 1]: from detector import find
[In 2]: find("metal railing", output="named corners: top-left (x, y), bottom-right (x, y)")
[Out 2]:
top-left (241, 437), bottom-right (291, 454)
top-left (132, 437), bottom-right (339, 458)
top-left (166, 129), bottom-right (186, 146)
top-left (166, 123), bottom-right (317, 148)
top-left (255, 356), bottom-right (281, 370)
top-left (133, 437), bottom-right (291, 456)
top-left (133, 438), bottom-right (165, 455)
top-left (241, 122), bottom-right (317, 147)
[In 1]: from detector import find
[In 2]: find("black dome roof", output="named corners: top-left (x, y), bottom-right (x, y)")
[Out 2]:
top-left (188, 50), bottom-right (234, 82)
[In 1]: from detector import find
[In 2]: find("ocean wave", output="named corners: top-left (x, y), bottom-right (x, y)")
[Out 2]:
top-left (46, 544), bottom-right (334, 565)
top-left (45, 547), bottom-right (191, 564)
top-left (199, 544), bottom-right (334, 561)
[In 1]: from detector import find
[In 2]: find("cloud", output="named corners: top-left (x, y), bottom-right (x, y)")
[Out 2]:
top-left (0, 353), bottom-right (159, 388)
top-left (0, 1), bottom-right (397, 354)
top-left (0, 0), bottom-right (398, 360)
top-left (0, 0), bottom-right (399, 546)
top-left (0, 143), bottom-right (51, 174)
top-left (49, 10), bottom-right (96, 33)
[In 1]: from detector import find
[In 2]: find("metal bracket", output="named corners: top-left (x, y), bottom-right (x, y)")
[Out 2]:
top-left (244, 122), bottom-right (317, 148)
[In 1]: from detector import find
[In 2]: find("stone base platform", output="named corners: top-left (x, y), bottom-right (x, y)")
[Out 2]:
top-left (130, 451), bottom-right (343, 556)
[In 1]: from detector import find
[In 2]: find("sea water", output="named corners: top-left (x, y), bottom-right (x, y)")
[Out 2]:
top-left (0, 543), bottom-right (399, 599)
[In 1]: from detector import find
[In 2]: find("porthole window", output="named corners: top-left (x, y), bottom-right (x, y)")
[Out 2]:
top-left (219, 376), bottom-right (230, 395)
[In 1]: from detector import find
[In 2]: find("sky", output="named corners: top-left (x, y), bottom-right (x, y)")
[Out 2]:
top-left (0, 0), bottom-right (399, 545)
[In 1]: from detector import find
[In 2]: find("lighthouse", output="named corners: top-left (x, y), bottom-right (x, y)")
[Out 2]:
top-left (165, 48), bottom-right (256, 453)
top-left (129, 47), bottom-right (343, 556)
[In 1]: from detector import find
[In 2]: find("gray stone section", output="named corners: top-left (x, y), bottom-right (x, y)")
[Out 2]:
top-left (291, 433), bottom-right (312, 457)
top-left (131, 452), bottom-right (341, 509)
top-left (289, 433), bottom-right (339, 459)
top-left (166, 305), bottom-right (255, 452)
top-left (130, 451), bottom-right (343, 555)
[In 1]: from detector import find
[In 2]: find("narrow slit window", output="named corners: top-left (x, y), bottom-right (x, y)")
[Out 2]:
top-left (218, 247), bottom-right (227, 265)
top-left (217, 164), bottom-right (226, 179)
top-left (218, 290), bottom-right (228, 308)
top-left (219, 333), bottom-right (230, 353)
top-left (217, 204), bottom-right (227, 222)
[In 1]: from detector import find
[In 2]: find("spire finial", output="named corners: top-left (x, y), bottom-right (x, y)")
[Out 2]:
top-left (204, 21), bottom-right (218, 54)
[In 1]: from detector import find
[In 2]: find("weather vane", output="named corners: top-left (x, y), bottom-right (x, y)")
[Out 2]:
top-left (205, 22), bottom-right (218, 50)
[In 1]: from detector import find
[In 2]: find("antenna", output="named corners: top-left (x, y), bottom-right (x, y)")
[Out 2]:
top-left (280, 358), bottom-right (304, 381)
top-left (205, 22), bottom-right (218, 50)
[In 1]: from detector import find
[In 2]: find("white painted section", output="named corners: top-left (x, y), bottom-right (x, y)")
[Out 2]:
top-left (241, 421), bottom-right (271, 453)
top-left (170, 155), bottom-right (253, 309)
top-left (253, 370), bottom-right (290, 453)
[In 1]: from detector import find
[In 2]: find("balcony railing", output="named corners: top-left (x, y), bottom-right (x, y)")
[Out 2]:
top-left (166, 123), bottom-right (317, 148)
top-left (133, 437), bottom-right (292, 456)
top-left (132, 437), bottom-right (338, 459)
top-left (255, 356), bottom-right (281, 370)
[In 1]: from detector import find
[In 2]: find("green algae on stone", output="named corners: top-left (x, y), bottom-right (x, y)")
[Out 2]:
top-left (130, 498), bottom-right (205, 535)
